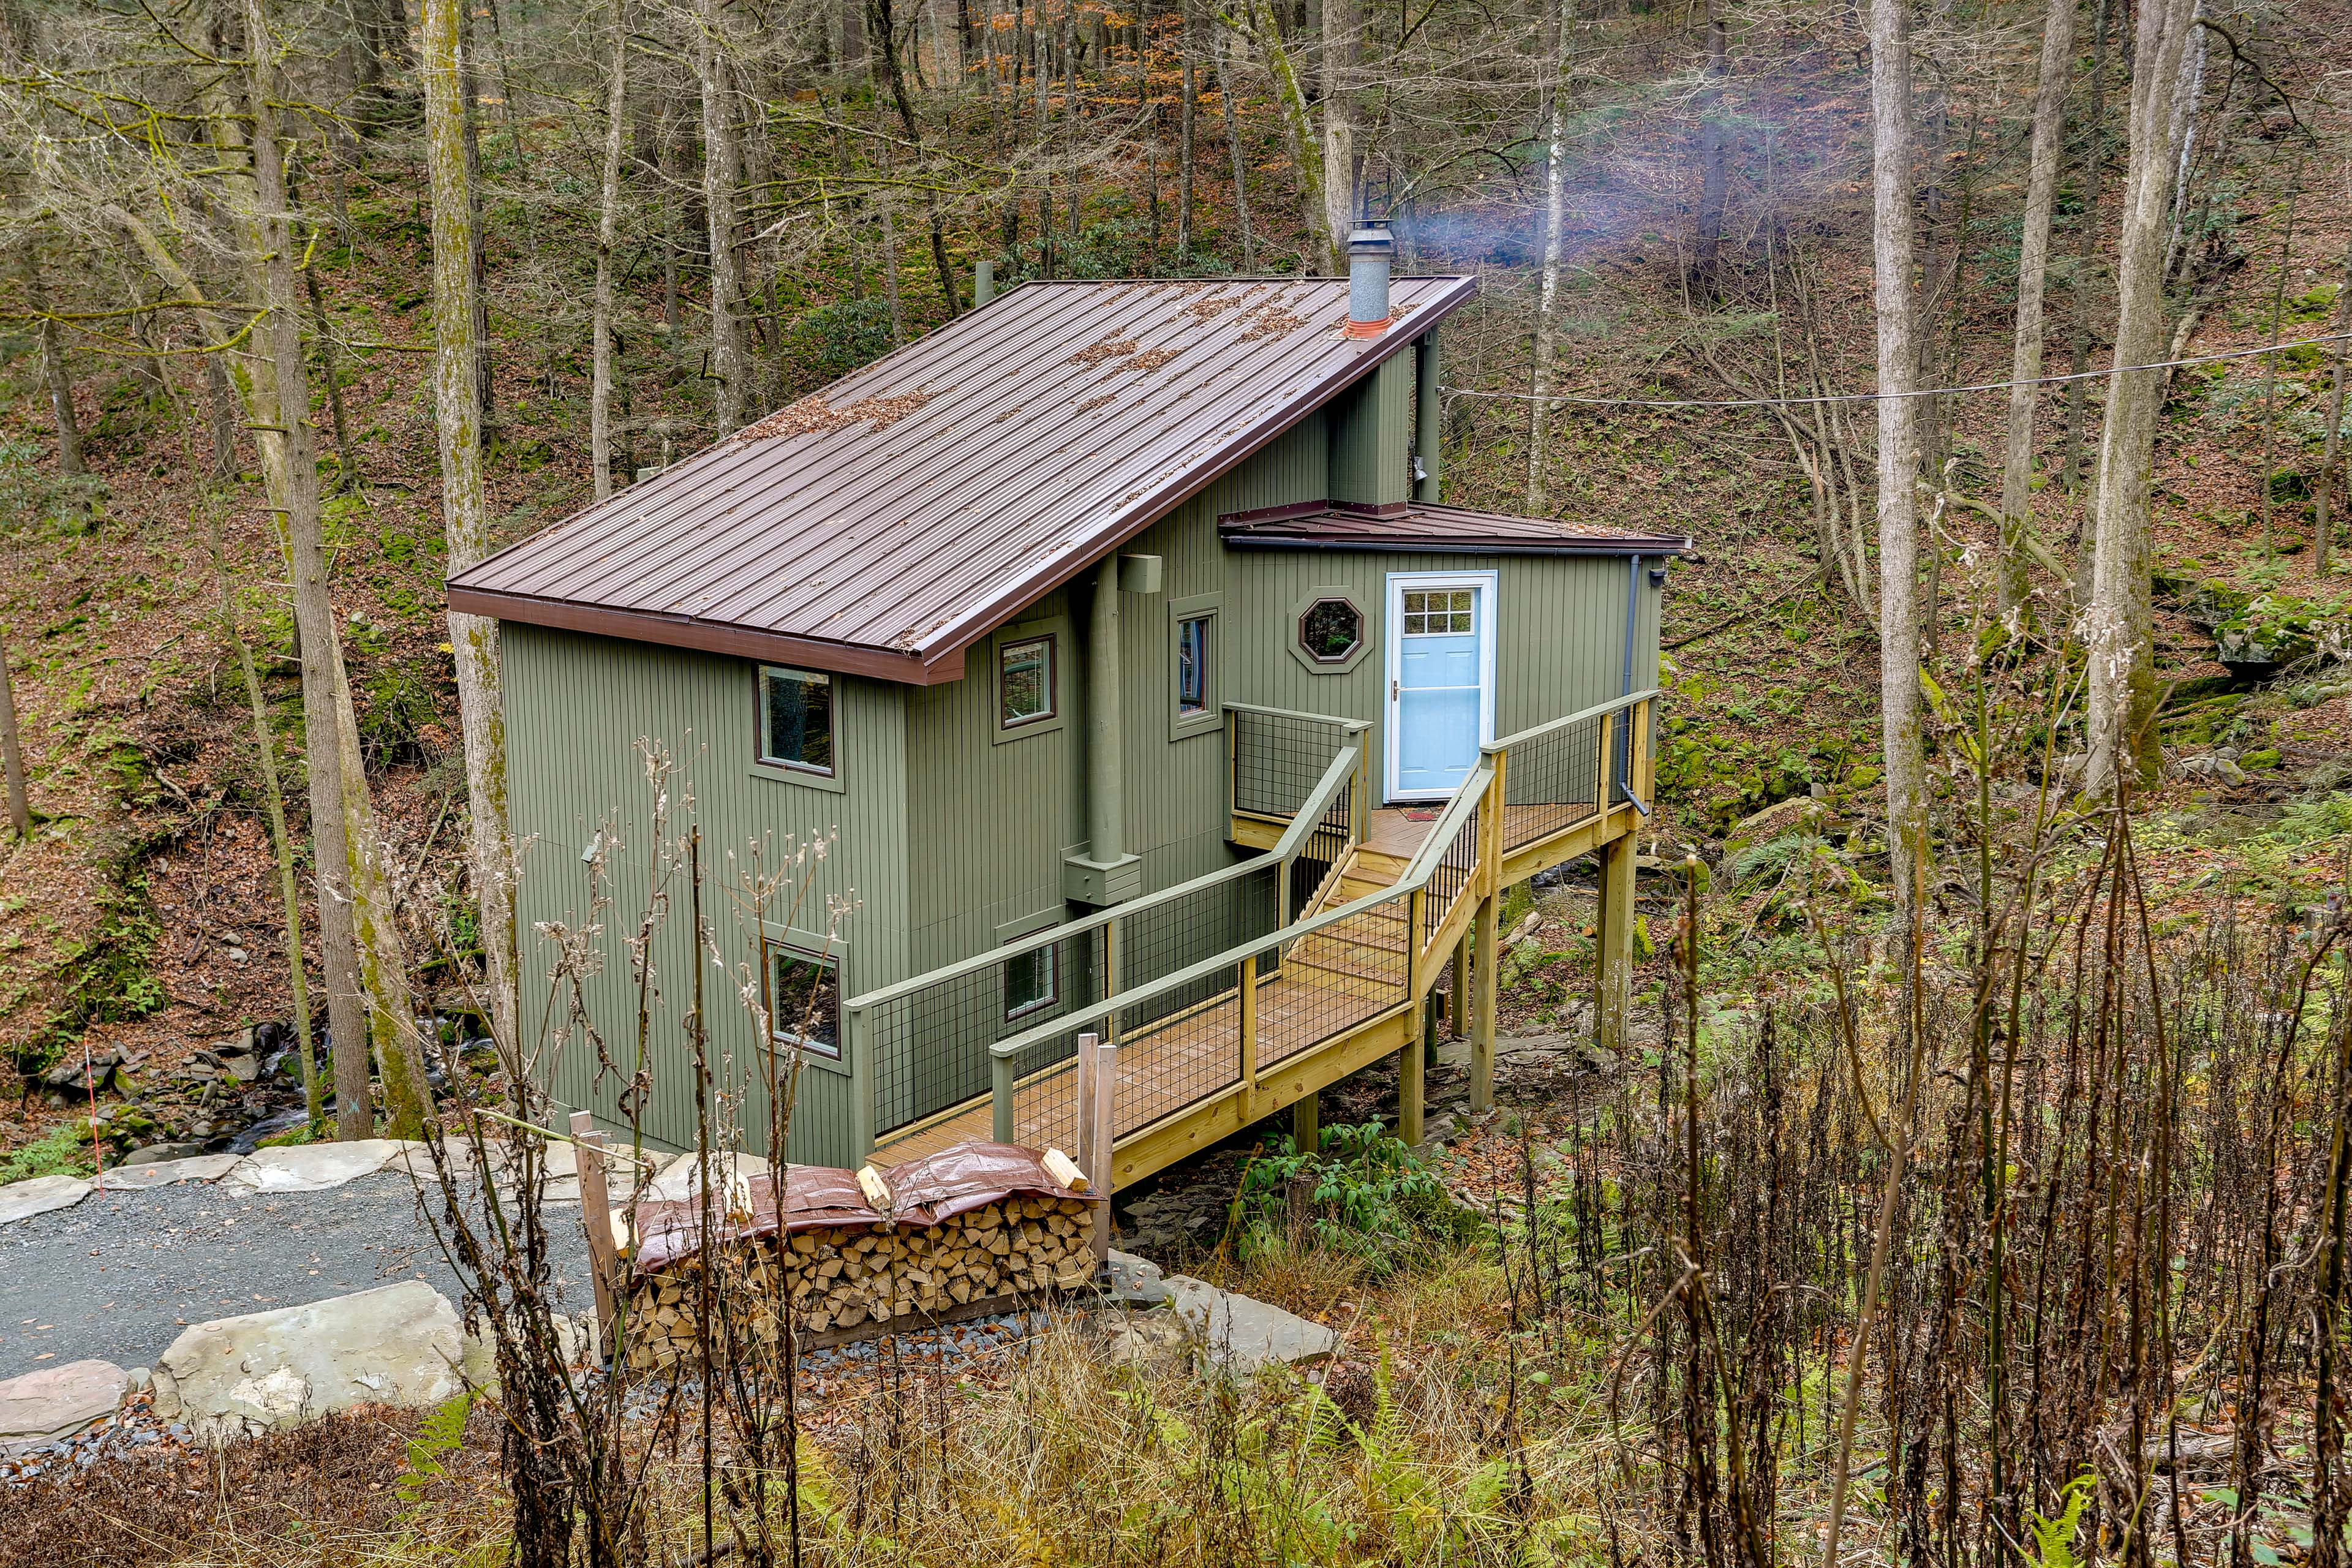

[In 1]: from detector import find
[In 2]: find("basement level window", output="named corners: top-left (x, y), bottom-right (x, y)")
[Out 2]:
top-left (999, 635), bottom-right (1056, 728)
top-left (1298, 598), bottom-right (1363, 664)
top-left (758, 666), bottom-right (834, 775)
top-left (769, 948), bottom-right (842, 1060)
top-left (1005, 943), bottom-right (1058, 1021)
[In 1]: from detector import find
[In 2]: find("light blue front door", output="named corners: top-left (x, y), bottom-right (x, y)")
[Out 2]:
top-left (1393, 584), bottom-right (1487, 797)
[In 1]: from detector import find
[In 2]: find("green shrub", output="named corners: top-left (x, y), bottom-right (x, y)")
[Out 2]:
top-left (0, 1125), bottom-right (98, 1184)
top-left (1240, 1120), bottom-right (1450, 1272)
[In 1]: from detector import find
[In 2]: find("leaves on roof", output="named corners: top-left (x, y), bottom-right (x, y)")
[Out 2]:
top-left (736, 389), bottom-right (935, 440)
top-left (1182, 296), bottom-right (1238, 318)
top-left (1075, 394), bottom-right (1117, 413)
top-left (1123, 347), bottom-right (1180, 372)
top-left (1239, 306), bottom-right (1308, 341)
top-left (1066, 338), bottom-right (1140, 368)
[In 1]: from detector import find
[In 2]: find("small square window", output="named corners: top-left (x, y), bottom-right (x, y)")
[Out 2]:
top-left (768, 948), bottom-right (841, 1059)
top-left (1176, 615), bottom-right (1211, 717)
top-left (1403, 589), bottom-right (1475, 635)
top-left (1000, 635), bottom-right (1055, 728)
top-left (758, 666), bottom-right (834, 775)
top-left (1005, 943), bottom-right (1058, 1020)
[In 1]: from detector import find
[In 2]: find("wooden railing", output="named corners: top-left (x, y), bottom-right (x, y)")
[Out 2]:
top-left (851, 690), bottom-right (1659, 1168)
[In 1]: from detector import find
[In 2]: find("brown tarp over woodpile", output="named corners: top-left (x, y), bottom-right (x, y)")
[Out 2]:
top-left (630, 1143), bottom-right (1100, 1274)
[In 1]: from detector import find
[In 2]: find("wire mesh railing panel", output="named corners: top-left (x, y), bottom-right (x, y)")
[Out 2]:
top-left (1500, 713), bottom-right (1605, 853)
top-left (1231, 709), bottom-right (1355, 819)
top-left (869, 925), bottom-right (1107, 1138)
top-left (1264, 892), bottom-right (1415, 1068)
top-left (1111, 865), bottom-right (1281, 1129)
top-left (1287, 771), bottom-right (1354, 917)
top-left (1419, 802), bottom-right (1482, 951)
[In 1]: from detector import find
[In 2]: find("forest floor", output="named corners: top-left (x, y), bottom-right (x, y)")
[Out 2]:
top-left (4, 132), bottom-right (2349, 1161)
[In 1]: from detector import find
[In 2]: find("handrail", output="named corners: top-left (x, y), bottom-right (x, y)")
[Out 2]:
top-left (986, 693), bottom-right (1662, 1064)
top-left (846, 737), bottom-right (1362, 1013)
top-left (1396, 757), bottom-right (1496, 888)
top-left (1222, 700), bottom-right (1373, 734)
top-left (988, 878), bottom-right (1415, 1063)
top-left (1486, 687), bottom-right (1661, 754)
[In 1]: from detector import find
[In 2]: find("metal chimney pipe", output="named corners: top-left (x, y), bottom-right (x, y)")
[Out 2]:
top-left (1344, 221), bottom-right (1393, 338)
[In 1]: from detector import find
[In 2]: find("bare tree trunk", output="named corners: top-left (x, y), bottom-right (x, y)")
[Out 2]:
top-left (2059, 0), bottom-right (2109, 507)
top-left (1177, 0), bottom-right (1196, 258)
top-left (207, 503), bottom-right (320, 1127)
top-left (302, 247), bottom-right (359, 492)
top-left (592, 0), bottom-right (628, 502)
top-left (1996, 0), bottom-right (2076, 622)
top-left (2318, 193), bottom-right (2352, 577)
top-left (2256, 160), bottom-right (2305, 558)
top-left (698, 0), bottom-right (747, 432)
top-left (1237, 0), bottom-right (1327, 265)
top-left (0, 625), bottom-right (28, 840)
top-left (872, 0), bottom-right (963, 317)
top-left (238, 0), bottom-right (383, 1140)
top-left (424, 0), bottom-right (520, 1060)
top-left (1318, 0), bottom-right (1358, 270)
top-left (458, 1), bottom-right (495, 437)
top-left (2085, 0), bottom-right (2198, 800)
top-left (1218, 21), bottom-right (1257, 268)
top-left (204, 352), bottom-right (239, 478)
top-left (18, 244), bottom-right (85, 476)
top-left (1865, 0), bottom-right (1927, 949)
top-left (1692, 2), bottom-right (1726, 289)
top-left (1525, 0), bottom-right (1569, 516)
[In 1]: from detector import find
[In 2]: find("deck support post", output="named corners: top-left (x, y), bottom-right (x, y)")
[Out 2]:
top-left (1292, 1090), bottom-right (1319, 1158)
top-left (570, 1110), bottom-right (618, 1360)
top-left (1238, 954), bottom-right (1260, 1118)
top-left (1400, 1000), bottom-right (1427, 1146)
top-left (1449, 939), bottom-right (1468, 1038)
top-left (1595, 828), bottom-right (1638, 1058)
top-left (1076, 1031), bottom-right (1116, 1257)
top-left (1470, 891), bottom-right (1498, 1112)
top-left (990, 1049), bottom-right (1016, 1144)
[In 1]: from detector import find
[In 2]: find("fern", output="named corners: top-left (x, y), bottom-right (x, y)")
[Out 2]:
top-left (2027, 1472), bottom-right (2096, 1568)
top-left (393, 1391), bottom-right (473, 1520)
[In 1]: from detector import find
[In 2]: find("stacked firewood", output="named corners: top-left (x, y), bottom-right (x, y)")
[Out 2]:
top-left (624, 1195), bottom-right (1098, 1370)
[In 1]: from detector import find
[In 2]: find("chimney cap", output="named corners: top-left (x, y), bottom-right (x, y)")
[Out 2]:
top-left (1348, 221), bottom-right (1394, 256)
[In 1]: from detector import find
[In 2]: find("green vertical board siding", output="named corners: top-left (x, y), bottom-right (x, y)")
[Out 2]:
top-left (1327, 356), bottom-right (1412, 508)
top-left (498, 391), bottom-right (1665, 1161)
top-left (502, 625), bottom-right (907, 1166)
top-left (1223, 549), bottom-right (1658, 799)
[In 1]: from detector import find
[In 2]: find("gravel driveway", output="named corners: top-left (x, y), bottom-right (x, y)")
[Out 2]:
top-left (0, 1172), bottom-right (595, 1378)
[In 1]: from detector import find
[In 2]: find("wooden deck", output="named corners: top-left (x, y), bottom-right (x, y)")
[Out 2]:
top-left (873, 899), bottom-right (1415, 1167)
top-left (873, 786), bottom-right (1638, 1193)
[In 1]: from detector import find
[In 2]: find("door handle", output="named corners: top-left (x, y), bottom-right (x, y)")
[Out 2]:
top-left (1391, 679), bottom-right (1400, 700)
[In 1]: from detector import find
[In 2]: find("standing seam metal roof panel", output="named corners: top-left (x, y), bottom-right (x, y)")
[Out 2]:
top-left (448, 276), bottom-right (1478, 681)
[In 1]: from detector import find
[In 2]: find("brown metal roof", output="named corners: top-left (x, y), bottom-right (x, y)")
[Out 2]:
top-left (1218, 500), bottom-right (1693, 556)
top-left (448, 275), bottom-right (1479, 684)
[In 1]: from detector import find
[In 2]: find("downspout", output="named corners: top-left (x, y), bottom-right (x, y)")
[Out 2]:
top-left (1616, 553), bottom-right (1651, 816)
top-left (1414, 330), bottom-right (1441, 502)
top-left (1087, 555), bottom-right (1124, 864)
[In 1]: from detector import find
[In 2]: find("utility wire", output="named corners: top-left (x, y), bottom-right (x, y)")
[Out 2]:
top-left (1443, 330), bottom-right (2352, 410)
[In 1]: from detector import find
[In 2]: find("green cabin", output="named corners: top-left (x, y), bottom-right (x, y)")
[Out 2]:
top-left (450, 233), bottom-right (1688, 1180)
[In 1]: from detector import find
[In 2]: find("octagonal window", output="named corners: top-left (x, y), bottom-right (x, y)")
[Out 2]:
top-left (1298, 597), bottom-right (1363, 665)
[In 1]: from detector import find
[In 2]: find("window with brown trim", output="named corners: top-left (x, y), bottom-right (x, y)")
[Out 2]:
top-left (767, 946), bottom-right (842, 1060)
top-left (998, 635), bottom-right (1055, 728)
top-left (757, 665), bottom-right (835, 775)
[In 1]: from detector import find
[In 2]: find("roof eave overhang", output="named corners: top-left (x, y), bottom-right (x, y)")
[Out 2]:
top-left (1219, 533), bottom-right (1695, 558)
top-left (903, 274), bottom-right (1483, 669)
top-left (447, 585), bottom-right (969, 684)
